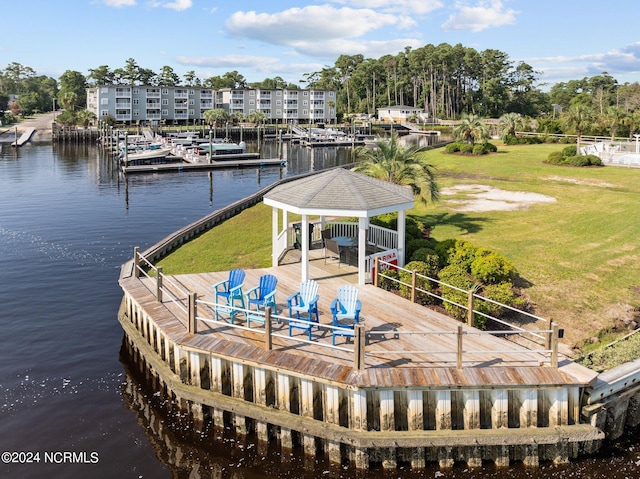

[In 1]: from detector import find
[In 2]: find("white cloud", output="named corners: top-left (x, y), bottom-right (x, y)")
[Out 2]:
top-left (291, 37), bottom-right (424, 59)
top-left (175, 55), bottom-right (281, 69)
top-left (328, 0), bottom-right (444, 15)
top-left (226, 5), bottom-right (415, 48)
top-left (442, 0), bottom-right (517, 32)
top-left (527, 43), bottom-right (640, 80)
top-left (103, 0), bottom-right (136, 6)
top-left (146, 0), bottom-right (192, 11)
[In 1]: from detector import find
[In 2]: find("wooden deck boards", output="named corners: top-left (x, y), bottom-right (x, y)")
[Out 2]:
top-left (122, 248), bottom-right (597, 388)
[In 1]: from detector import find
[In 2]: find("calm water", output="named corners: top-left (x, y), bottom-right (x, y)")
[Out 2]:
top-left (0, 139), bottom-right (639, 478)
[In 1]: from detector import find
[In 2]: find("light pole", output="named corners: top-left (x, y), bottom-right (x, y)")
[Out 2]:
top-left (52, 98), bottom-right (56, 122)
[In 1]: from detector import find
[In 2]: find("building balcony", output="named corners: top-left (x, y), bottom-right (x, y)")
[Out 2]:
top-left (146, 113), bottom-right (161, 120)
top-left (146, 91), bottom-right (161, 98)
top-left (116, 102), bottom-right (131, 109)
top-left (115, 114), bottom-right (132, 121)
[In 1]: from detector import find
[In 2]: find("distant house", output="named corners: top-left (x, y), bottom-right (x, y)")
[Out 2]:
top-left (377, 105), bottom-right (425, 123)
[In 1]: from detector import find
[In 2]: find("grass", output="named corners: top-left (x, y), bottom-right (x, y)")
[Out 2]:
top-left (157, 142), bottom-right (640, 359)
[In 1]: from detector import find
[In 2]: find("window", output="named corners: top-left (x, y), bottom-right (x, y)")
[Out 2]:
top-left (101, 98), bottom-right (109, 105)
top-left (162, 109), bottom-right (168, 116)
top-left (133, 99), bottom-right (139, 105)
top-left (189, 109), bottom-right (194, 116)
top-left (100, 87), bottom-right (108, 93)
top-left (100, 109), bottom-right (109, 116)
top-left (190, 89), bottom-right (195, 95)
top-left (133, 110), bottom-right (139, 116)
top-left (162, 99), bottom-right (168, 105)
top-left (189, 99), bottom-right (194, 105)
top-left (132, 88), bottom-right (139, 94)
top-left (249, 90), bottom-right (255, 96)
top-left (303, 91), bottom-right (308, 96)
top-left (303, 100), bottom-right (308, 106)
top-left (162, 88), bottom-right (168, 95)
top-left (276, 100), bottom-right (282, 105)
top-left (329, 91), bottom-right (334, 97)
top-left (249, 100), bottom-right (254, 105)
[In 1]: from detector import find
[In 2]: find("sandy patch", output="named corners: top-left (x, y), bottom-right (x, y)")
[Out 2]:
top-left (545, 176), bottom-right (614, 188)
top-left (441, 184), bottom-right (556, 212)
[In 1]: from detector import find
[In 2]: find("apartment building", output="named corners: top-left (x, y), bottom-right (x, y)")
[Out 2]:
top-left (87, 85), bottom-right (336, 124)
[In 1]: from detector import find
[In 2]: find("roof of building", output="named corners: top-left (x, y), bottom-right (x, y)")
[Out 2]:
top-left (264, 168), bottom-right (414, 217)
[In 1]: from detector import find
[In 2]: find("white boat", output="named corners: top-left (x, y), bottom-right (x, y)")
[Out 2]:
top-left (116, 146), bottom-right (175, 166)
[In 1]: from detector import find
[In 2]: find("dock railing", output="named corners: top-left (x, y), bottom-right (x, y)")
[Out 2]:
top-left (130, 248), bottom-right (560, 371)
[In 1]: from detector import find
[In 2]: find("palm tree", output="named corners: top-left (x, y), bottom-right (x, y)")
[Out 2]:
top-left (561, 104), bottom-right (594, 154)
top-left (352, 133), bottom-right (439, 204)
top-left (453, 113), bottom-right (489, 145)
top-left (602, 106), bottom-right (626, 141)
top-left (497, 112), bottom-right (527, 140)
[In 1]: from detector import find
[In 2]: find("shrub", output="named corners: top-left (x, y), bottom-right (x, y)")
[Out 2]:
top-left (399, 260), bottom-right (439, 304)
top-left (483, 142), bottom-right (498, 153)
top-left (470, 249), bottom-right (517, 284)
top-left (438, 264), bottom-right (475, 320)
top-left (448, 239), bottom-right (478, 271)
top-left (434, 238), bottom-right (457, 267)
top-left (547, 151), bottom-right (565, 164)
top-left (474, 282), bottom-right (523, 324)
top-left (444, 142), bottom-right (461, 153)
top-left (406, 238), bottom-right (435, 259)
top-left (473, 144), bottom-right (487, 155)
top-left (378, 268), bottom-right (399, 292)
top-left (410, 247), bottom-right (437, 262)
top-left (459, 143), bottom-right (473, 154)
top-left (562, 145), bottom-right (577, 157)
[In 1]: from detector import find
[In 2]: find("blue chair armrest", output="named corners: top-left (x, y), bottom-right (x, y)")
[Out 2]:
top-left (245, 285), bottom-right (260, 300)
top-left (287, 291), bottom-right (301, 306)
top-left (330, 298), bottom-right (339, 314)
top-left (228, 282), bottom-right (244, 296)
top-left (354, 300), bottom-right (362, 322)
top-left (308, 294), bottom-right (319, 307)
top-left (212, 279), bottom-right (228, 292)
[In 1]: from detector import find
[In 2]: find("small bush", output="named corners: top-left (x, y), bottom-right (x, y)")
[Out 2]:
top-left (410, 247), bottom-right (437, 262)
top-left (475, 282), bottom-right (523, 320)
top-left (438, 264), bottom-right (474, 320)
top-left (378, 268), bottom-right (399, 292)
top-left (471, 249), bottom-right (517, 284)
top-left (449, 240), bottom-right (478, 271)
top-left (483, 142), bottom-right (498, 153)
top-left (562, 145), bottom-right (577, 157)
top-left (434, 238), bottom-right (457, 267)
top-left (472, 144), bottom-right (486, 155)
top-left (444, 142), bottom-right (461, 153)
top-left (399, 260), bottom-right (439, 304)
top-left (547, 151), bottom-right (565, 164)
top-left (406, 238), bottom-right (433, 260)
top-left (459, 143), bottom-right (473, 154)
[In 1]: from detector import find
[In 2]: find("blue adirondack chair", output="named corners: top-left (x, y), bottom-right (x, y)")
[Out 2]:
top-left (287, 279), bottom-right (320, 340)
top-left (245, 274), bottom-right (278, 328)
top-left (213, 268), bottom-right (246, 323)
top-left (330, 285), bottom-right (362, 345)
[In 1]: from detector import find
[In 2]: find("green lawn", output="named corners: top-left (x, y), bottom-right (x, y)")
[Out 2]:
top-left (158, 143), bottom-right (640, 351)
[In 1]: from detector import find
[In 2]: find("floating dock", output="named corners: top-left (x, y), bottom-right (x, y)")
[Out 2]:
top-left (121, 156), bottom-right (284, 174)
top-left (12, 128), bottom-right (36, 146)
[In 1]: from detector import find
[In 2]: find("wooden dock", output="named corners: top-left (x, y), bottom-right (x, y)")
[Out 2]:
top-left (121, 156), bottom-right (284, 174)
top-left (118, 246), bottom-right (602, 470)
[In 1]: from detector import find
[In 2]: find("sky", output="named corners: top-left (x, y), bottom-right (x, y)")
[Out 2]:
top-left (3, 0), bottom-right (640, 90)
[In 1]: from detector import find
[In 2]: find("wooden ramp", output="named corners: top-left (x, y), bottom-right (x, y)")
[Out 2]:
top-left (12, 128), bottom-right (36, 146)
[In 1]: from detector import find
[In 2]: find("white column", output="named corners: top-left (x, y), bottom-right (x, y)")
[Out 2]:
top-left (358, 216), bottom-right (367, 285)
top-left (301, 214), bottom-right (309, 281)
top-left (397, 209), bottom-right (406, 266)
top-left (271, 206), bottom-right (279, 267)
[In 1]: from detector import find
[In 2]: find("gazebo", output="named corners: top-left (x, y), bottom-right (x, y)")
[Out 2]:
top-left (263, 168), bottom-right (415, 285)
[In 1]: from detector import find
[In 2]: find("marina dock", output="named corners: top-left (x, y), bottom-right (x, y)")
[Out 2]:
top-left (121, 156), bottom-right (284, 174)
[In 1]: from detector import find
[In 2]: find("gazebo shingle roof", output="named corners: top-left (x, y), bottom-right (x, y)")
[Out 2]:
top-left (265, 168), bottom-right (414, 212)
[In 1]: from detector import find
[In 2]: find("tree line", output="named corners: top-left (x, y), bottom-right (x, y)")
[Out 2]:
top-left (2, 43), bottom-right (640, 137)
